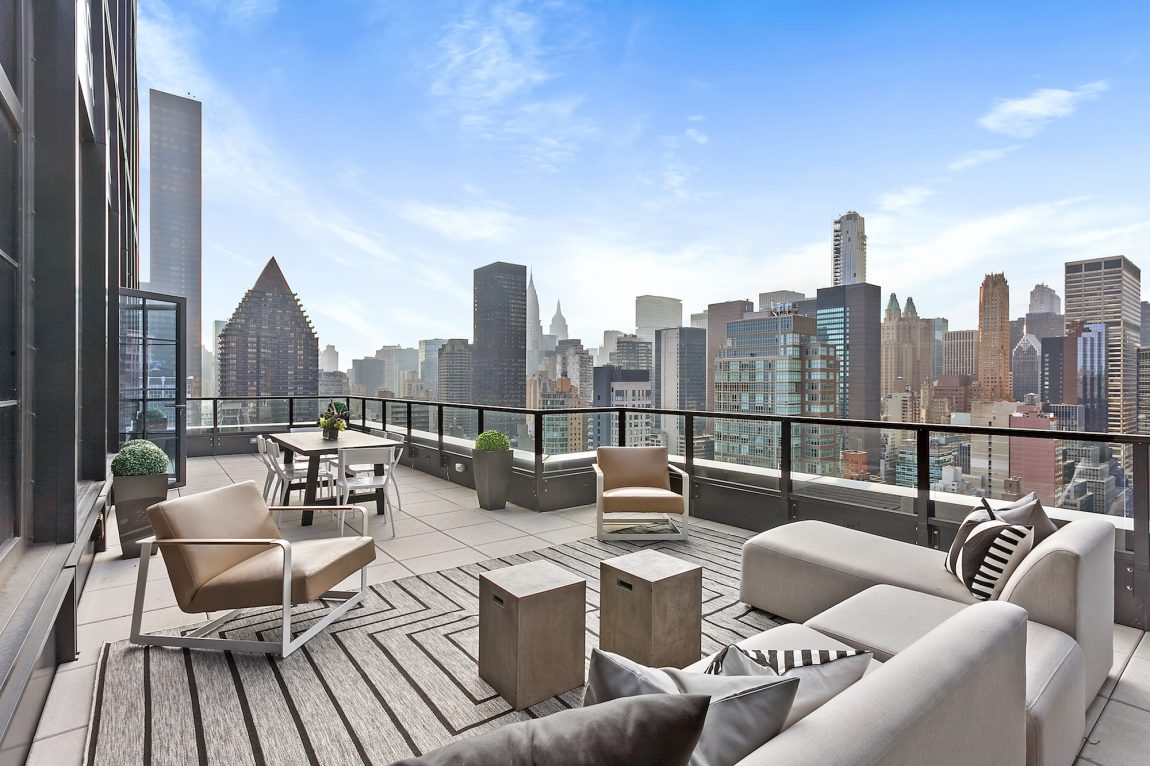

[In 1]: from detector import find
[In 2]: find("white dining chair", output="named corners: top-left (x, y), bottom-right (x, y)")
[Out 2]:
top-left (334, 445), bottom-right (403, 535)
top-left (266, 439), bottom-right (334, 505)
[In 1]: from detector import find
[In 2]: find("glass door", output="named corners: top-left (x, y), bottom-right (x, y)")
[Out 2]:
top-left (118, 289), bottom-right (187, 486)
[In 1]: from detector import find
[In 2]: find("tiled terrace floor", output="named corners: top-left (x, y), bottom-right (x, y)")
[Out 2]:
top-left (25, 455), bottom-right (1150, 765)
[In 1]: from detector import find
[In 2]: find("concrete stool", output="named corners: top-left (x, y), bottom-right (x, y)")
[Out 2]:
top-left (600, 549), bottom-right (702, 668)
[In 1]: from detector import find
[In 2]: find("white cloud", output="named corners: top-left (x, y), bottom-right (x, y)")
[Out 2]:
top-left (876, 185), bottom-right (935, 213)
top-left (199, 0), bottom-right (279, 27)
top-left (978, 81), bottom-right (1109, 138)
top-left (428, 0), bottom-right (597, 170)
top-left (947, 145), bottom-right (1022, 171)
top-left (400, 201), bottom-right (520, 241)
top-left (687, 114), bottom-right (706, 122)
top-left (684, 128), bottom-right (709, 145)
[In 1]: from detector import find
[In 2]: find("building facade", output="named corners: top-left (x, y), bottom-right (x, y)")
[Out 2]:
top-left (217, 258), bottom-right (319, 400)
top-left (654, 327), bottom-right (707, 456)
top-left (148, 90), bottom-right (203, 395)
top-left (706, 299), bottom-right (755, 410)
top-left (526, 272), bottom-right (544, 374)
top-left (635, 295), bottom-right (683, 346)
top-left (977, 273), bottom-right (1012, 401)
top-left (1064, 256), bottom-right (1141, 438)
top-left (1012, 334), bottom-right (1042, 402)
top-left (942, 329), bottom-right (978, 376)
top-left (1030, 283), bottom-right (1062, 315)
top-left (473, 262), bottom-right (526, 407)
top-left (418, 339), bottom-right (447, 397)
top-left (320, 344), bottom-right (339, 373)
top-left (832, 211), bottom-right (867, 286)
top-left (880, 294), bottom-right (934, 400)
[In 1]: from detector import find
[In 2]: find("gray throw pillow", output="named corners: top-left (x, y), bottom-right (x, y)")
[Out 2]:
top-left (704, 645), bottom-right (871, 728)
top-left (992, 492), bottom-right (1058, 542)
top-left (583, 648), bottom-right (798, 766)
top-left (393, 693), bottom-right (710, 766)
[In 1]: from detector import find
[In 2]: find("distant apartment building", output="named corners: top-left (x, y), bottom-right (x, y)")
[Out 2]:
top-left (149, 90), bottom-right (203, 395)
top-left (690, 310), bottom-right (708, 329)
top-left (320, 344), bottom-right (339, 373)
top-left (977, 274), bottom-right (1012, 401)
top-left (592, 366), bottom-right (653, 448)
top-left (706, 299), bottom-right (754, 410)
top-left (1064, 256), bottom-right (1141, 438)
top-left (714, 310), bottom-right (839, 475)
top-left (654, 327), bottom-right (707, 456)
top-left (1030, 283), bottom-right (1061, 315)
top-left (1009, 406), bottom-right (1061, 506)
top-left (474, 262), bottom-right (526, 407)
top-left (611, 335), bottom-right (653, 372)
top-left (757, 290), bottom-right (806, 312)
top-left (635, 295), bottom-right (683, 346)
top-left (942, 329), bottom-right (978, 376)
top-left (437, 339), bottom-right (476, 437)
top-left (319, 370), bottom-right (350, 397)
top-left (832, 211), bottom-right (867, 286)
top-left (932, 374), bottom-right (976, 416)
top-left (968, 400), bottom-right (1016, 499)
top-left (1137, 347), bottom-right (1150, 435)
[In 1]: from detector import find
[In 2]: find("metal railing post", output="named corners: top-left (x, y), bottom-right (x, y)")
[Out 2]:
top-left (477, 408), bottom-right (484, 435)
top-left (780, 419), bottom-right (793, 519)
top-left (212, 398), bottom-right (219, 453)
top-left (617, 408), bottom-right (627, 447)
top-left (685, 412), bottom-right (695, 513)
top-left (1134, 442), bottom-right (1150, 628)
top-left (437, 404), bottom-right (445, 458)
top-left (534, 411), bottom-right (545, 508)
top-left (288, 397), bottom-right (294, 428)
top-left (916, 427), bottom-right (932, 547)
top-left (360, 398), bottom-right (366, 429)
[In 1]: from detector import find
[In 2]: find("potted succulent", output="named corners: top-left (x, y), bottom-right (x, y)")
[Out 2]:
top-left (111, 439), bottom-right (170, 558)
top-left (474, 430), bottom-right (513, 510)
top-left (319, 401), bottom-right (349, 440)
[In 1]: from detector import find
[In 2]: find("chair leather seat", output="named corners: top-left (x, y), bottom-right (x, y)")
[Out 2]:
top-left (601, 486), bottom-right (684, 515)
top-left (188, 536), bottom-right (376, 612)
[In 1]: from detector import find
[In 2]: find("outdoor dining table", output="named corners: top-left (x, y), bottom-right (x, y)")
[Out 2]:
top-left (266, 430), bottom-right (404, 525)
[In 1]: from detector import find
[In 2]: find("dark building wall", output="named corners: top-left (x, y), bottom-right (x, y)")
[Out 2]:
top-left (473, 262), bottom-right (526, 407)
top-left (653, 327), bottom-right (707, 409)
top-left (217, 259), bottom-right (319, 397)
top-left (814, 283), bottom-right (881, 421)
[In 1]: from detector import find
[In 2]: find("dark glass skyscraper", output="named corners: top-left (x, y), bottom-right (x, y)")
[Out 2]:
top-left (217, 258), bottom-right (318, 398)
top-left (149, 90), bottom-right (203, 395)
top-left (473, 262), bottom-right (526, 407)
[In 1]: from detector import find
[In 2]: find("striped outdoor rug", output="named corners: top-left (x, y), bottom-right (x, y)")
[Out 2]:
top-left (85, 528), bottom-right (778, 765)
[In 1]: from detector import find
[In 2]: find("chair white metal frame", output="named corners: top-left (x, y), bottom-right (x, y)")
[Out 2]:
top-left (130, 504), bottom-right (370, 657)
top-left (334, 445), bottom-right (403, 535)
top-left (265, 439), bottom-right (334, 504)
top-left (594, 450), bottom-right (690, 542)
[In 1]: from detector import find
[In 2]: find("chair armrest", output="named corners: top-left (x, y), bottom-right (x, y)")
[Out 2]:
top-left (667, 465), bottom-right (688, 479)
top-left (592, 464), bottom-right (604, 478)
top-left (269, 504), bottom-right (370, 534)
top-left (141, 535), bottom-right (290, 549)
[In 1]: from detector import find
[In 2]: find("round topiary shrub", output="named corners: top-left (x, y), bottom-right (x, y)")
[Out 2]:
top-left (111, 441), bottom-right (170, 476)
top-left (474, 430), bottom-right (511, 452)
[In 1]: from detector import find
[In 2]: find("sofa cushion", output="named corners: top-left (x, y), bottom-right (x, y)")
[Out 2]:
top-left (601, 486), bottom-right (684, 515)
top-left (805, 584), bottom-right (1085, 766)
top-left (395, 693), bottom-right (710, 766)
top-left (950, 518), bottom-right (1035, 600)
top-left (704, 645), bottom-right (871, 729)
top-left (584, 648), bottom-right (798, 766)
top-left (740, 521), bottom-right (976, 622)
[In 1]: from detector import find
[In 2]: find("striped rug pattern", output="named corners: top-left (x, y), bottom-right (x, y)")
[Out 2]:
top-left (85, 528), bottom-right (779, 765)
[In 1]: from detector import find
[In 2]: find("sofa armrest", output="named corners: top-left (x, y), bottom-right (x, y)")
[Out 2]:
top-left (999, 518), bottom-right (1114, 701)
top-left (739, 602), bottom-right (1028, 766)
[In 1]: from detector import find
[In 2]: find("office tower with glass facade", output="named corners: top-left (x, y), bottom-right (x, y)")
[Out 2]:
top-left (473, 262), bottom-right (527, 407)
top-left (149, 90), bottom-right (203, 395)
top-left (1012, 334), bottom-right (1042, 402)
top-left (714, 310), bottom-right (839, 474)
top-left (706, 299), bottom-right (755, 410)
top-left (833, 211), bottom-right (867, 286)
top-left (419, 339), bottom-right (447, 397)
top-left (654, 327), bottom-right (707, 455)
top-left (977, 273), bottom-right (1012, 400)
top-left (1064, 256), bottom-right (1141, 437)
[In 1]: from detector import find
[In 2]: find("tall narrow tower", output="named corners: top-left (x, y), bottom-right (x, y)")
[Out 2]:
top-left (473, 262), bottom-right (527, 407)
top-left (549, 299), bottom-right (569, 342)
top-left (149, 90), bottom-right (203, 395)
top-left (833, 211), bottom-right (867, 287)
top-left (977, 273), bottom-right (1012, 400)
top-left (526, 271), bottom-right (543, 374)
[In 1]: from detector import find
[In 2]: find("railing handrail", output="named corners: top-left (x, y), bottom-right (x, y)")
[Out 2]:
top-left (184, 395), bottom-right (1150, 445)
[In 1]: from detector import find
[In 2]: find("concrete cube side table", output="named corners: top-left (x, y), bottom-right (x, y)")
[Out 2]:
top-left (479, 560), bottom-right (587, 710)
top-left (599, 549), bottom-right (702, 668)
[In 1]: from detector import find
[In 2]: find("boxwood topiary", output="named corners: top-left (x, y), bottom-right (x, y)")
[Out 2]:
top-left (474, 430), bottom-right (511, 452)
top-left (112, 441), bottom-right (170, 476)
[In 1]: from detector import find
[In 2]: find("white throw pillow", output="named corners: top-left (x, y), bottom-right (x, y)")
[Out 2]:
top-left (583, 648), bottom-right (797, 766)
top-left (704, 645), bottom-right (871, 728)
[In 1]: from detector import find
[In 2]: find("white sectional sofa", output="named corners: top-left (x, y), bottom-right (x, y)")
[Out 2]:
top-left (737, 518), bottom-right (1116, 766)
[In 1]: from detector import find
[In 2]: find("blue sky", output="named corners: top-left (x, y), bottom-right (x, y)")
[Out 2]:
top-left (138, 0), bottom-right (1150, 362)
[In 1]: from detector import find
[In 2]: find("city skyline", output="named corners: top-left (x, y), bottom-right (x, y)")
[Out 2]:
top-left (136, 1), bottom-right (1150, 360)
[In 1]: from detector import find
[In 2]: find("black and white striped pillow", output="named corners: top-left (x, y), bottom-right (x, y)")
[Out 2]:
top-left (949, 517), bottom-right (1035, 600)
top-left (704, 647), bottom-right (864, 675)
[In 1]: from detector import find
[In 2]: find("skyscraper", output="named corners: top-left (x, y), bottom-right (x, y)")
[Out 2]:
top-left (1142, 301), bottom-right (1150, 346)
top-left (611, 335), bottom-right (653, 372)
top-left (527, 272), bottom-right (544, 373)
top-left (1030, 283), bottom-right (1062, 315)
top-left (714, 309), bottom-right (839, 474)
top-left (635, 295), bottom-right (683, 346)
top-left (592, 366), bottom-right (653, 447)
top-left (706, 299), bottom-right (754, 410)
top-left (149, 90), bottom-right (203, 395)
top-left (549, 300), bottom-right (569, 342)
top-left (320, 344), bottom-right (339, 373)
top-left (977, 273), bottom-right (1011, 400)
top-left (880, 294), bottom-right (934, 401)
top-left (653, 327), bottom-right (707, 456)
top-left (690, 311), bottom-right (708, 329)
top-left (812, 284), bottom-right (882, 421)
top-left (942, 329), bottom-right (978, 376)
top-left (1064, 256), bottom-right (1141, 437)
top-left (217, 258), bottom-right (318, 398)
top-left (832, 211), bottom-right (867, 286)
top-left (438, 339), bottom-right (476, 436)
top-left (1011, 334), bottom-right (1042, 401)
top-left (474, 262), bottom-right (527, 407)
top-left (418, 339), bottom-right (447, 397)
